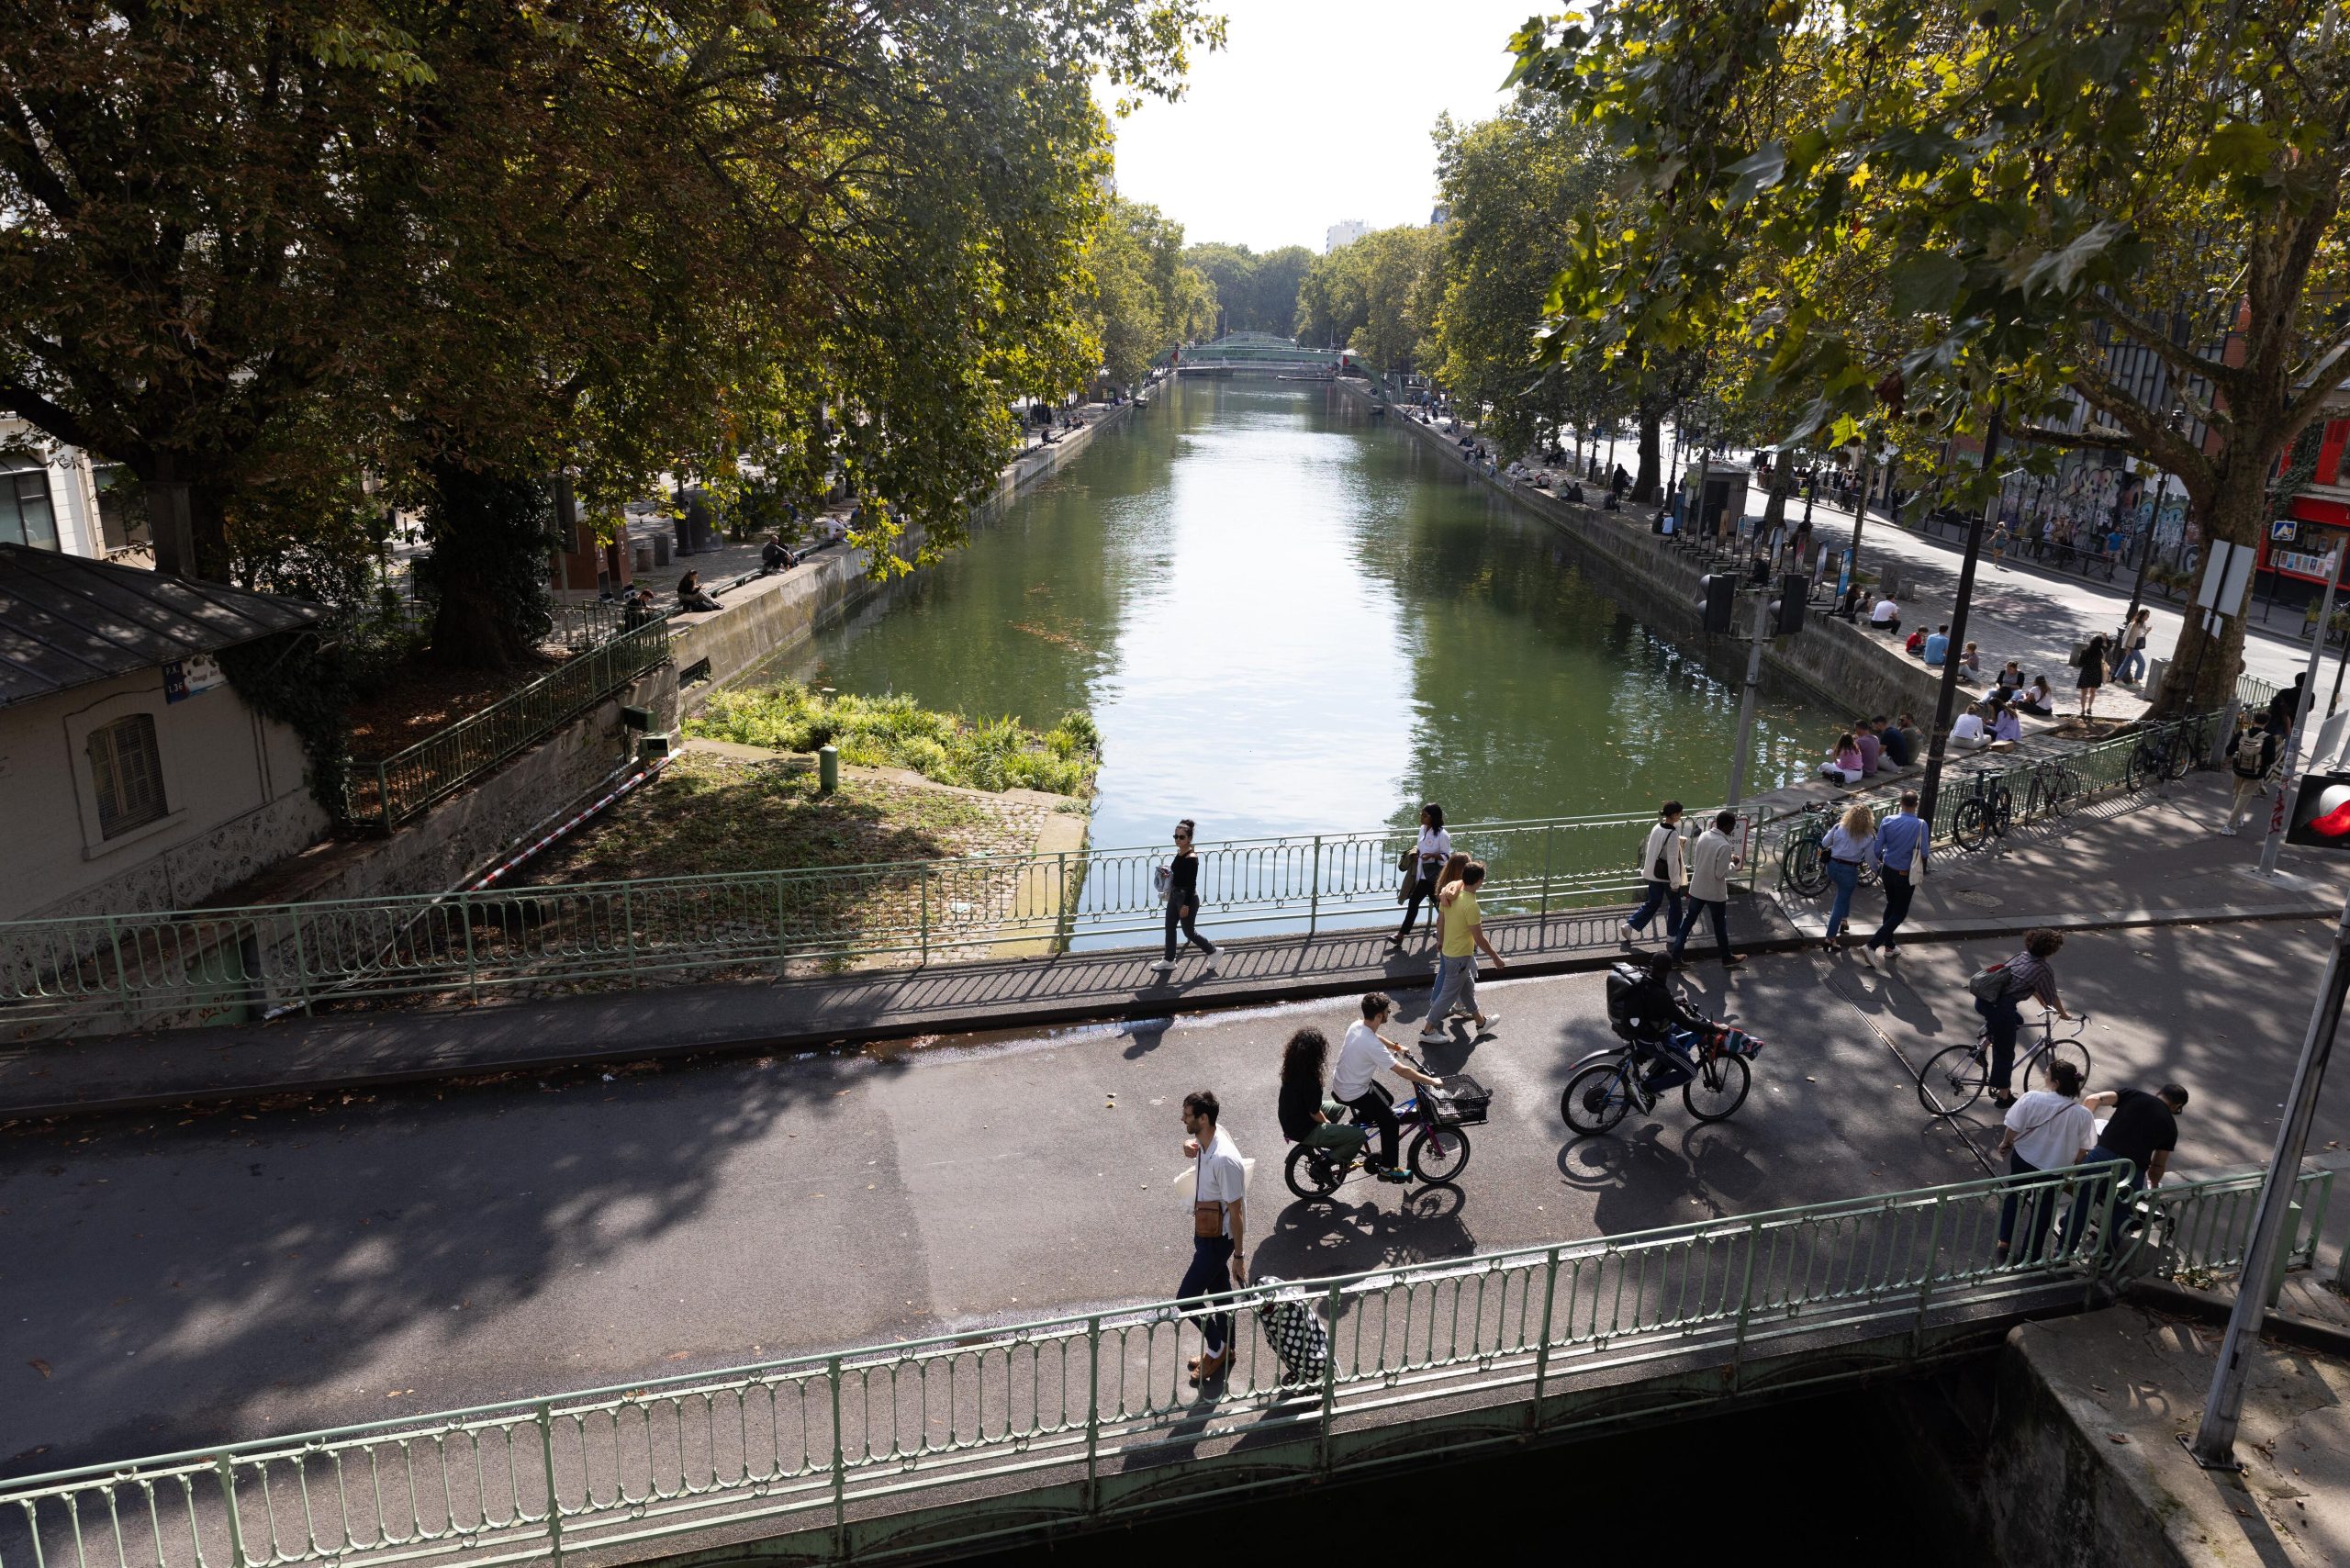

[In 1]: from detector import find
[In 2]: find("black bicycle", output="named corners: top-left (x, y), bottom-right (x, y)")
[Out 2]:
top-left (1949, 768), bottom-right (2015, 851)
top-left (1914, 1009), bottom-right (2092, 1116)
top-left (1561, 1025), bottom-right (1763, 1135)
top-left (1283, 1067), bottom-right (1489, 1196)
top-left (1780, 801), bottom-right (1882, 899)
top-left (2125, 718), bottom-right (2204, 792)
top-left (2021, 756), bottom-right (2082, 821)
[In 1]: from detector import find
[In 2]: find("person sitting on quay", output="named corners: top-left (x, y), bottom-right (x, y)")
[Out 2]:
top-left (1922, 623), bottom-right (1952, 666)
top-left (759, 532), bottom-right (798, 575)
top-left (620, 586), bottom-right (661, 631)
top-left (1877, 712), bottom-right (1919, 768)
top-left (1853, 717), bottom-right (1884, 778)
top-left (1870, 593), bottom-right (1902, 634)
top-left (1833, 583), bottom-right (1867, 622)
top-left (1990, 700), bottom-right (2023, 750)
top-left (676, 570), bottom-right (723, 612)
top-left (1819, 731), bottom-right (1866, 784)
top-left (1949, 702), bottom-right (1992, 751)
top-left (1994, 659), bottom-right (2024, 698)
top-left (1959, 642), bottom-right (1983, 683)
top-left (2014, 676), bottom-right (2056, 717)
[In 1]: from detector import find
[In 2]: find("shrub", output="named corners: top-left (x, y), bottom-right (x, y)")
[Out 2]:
top-left (688, 682), bottom-right (1101, 797)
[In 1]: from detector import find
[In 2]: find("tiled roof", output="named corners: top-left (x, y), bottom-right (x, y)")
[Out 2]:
top-left (0, 544), bottom-right (321, 710)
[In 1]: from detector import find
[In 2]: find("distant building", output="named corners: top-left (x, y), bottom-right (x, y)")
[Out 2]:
top-left (0, 417), bottom-right (148, 562)
top-left (1429, 203), bottom-right (1451, 228)
top-left (1325, 219), bottom-right (1370, 253)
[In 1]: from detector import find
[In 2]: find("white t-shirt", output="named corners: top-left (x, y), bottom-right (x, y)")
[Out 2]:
top-left (1330, 1020), bottom-right (1394, 1103)
top-left (1872, 598), bottom-right (1899, 622)
top-left (2006, 1092), bottom-right (2095, 1170)
top-left (1192, 1126), bottom-right (1248, 1237)
top-left (1416, 826), bottom-right (1452, 864)
top-left (1951, 712), bottom-right (1986, 743)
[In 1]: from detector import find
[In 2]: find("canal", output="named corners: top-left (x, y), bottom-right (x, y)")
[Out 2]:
top-left (800, 380), bottom-right (1834, 853)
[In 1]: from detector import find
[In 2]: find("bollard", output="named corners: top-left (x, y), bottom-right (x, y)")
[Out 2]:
top-left (818, 744), bottom-right (839, 795)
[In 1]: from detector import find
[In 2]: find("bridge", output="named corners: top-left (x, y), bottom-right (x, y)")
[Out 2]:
top-left (1163, 332), bottom-right (1359, 377)
top-left (0, 1160), bottom-right (2327, 1568)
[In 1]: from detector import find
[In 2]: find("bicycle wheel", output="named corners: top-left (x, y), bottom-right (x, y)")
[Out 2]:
top-left (1952, 798), bottom-right (1991, 852)
top-left (1990, 786), bottom-right (2015, 836)
top-left (1682, 1054), bottom-right (1751, 1123)
top-left (1283, 1143), bottom-right (1345, 1199)
top-left (1407, 1126), bottom-right (1472, 1183)
top-left (1784, 830), bottom-right (1830, 897)
top-left (1916, 1040), bottom-right (1988, 1116)
top-left (2044, 767), bottom-right (2079, 818)
top-left (2032, 1036), bottom-right (2092, 1095)
top-left (2126, 743), bottom-right (2160, 793)
top-left (1561, 1060), bottom-right (1637, 1134)
top-left (2168, 728), bottom-right (2198, 780)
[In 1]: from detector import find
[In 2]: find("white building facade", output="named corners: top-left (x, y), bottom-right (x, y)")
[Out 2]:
top-left (0, 418), bottom-right (146, 562)
top-left (1325, 218), bottom-right (1369, 252)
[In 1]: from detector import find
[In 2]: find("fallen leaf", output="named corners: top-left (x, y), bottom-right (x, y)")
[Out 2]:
top-left (28, 1359), bottom-right (50, 1378)
top-left (2108, 1433), bottom-right (2130, 1444)
top-left (665, 1351), bottom-right (690, 1361)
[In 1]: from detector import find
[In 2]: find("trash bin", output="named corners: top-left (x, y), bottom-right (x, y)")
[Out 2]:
top-left (1876, 566), bottom-right (1901, 599)
top-left (2143, 656), bottom-right (2169, 694)
top-left (633, 542), bottom-right (654, 573)
top-left (652, 531), bottom-right (671, 567)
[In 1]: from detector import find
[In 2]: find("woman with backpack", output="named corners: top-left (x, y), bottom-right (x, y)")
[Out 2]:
top-left (2221, 713), bottom-right (2283, 836)
top-left (1973, 928), bottom-right (2072, 1107)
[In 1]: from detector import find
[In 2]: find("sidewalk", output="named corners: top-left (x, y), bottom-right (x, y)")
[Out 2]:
top-left (0, 902), bottom-right (1797, 1121)
top-left (5, 774), bottom-right (2342, 1121)
top-left (1788, 493), bottom-right (2330, 722)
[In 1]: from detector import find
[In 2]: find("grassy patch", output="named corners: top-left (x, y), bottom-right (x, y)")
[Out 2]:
top-left (528, 751), bottom-right (1036, 884)
top-left (685, 682), bottom-right (1101, 796)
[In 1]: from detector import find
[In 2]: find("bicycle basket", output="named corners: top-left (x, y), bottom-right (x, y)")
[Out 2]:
top-left (1424, 1074), bottom-right (1492, 1127)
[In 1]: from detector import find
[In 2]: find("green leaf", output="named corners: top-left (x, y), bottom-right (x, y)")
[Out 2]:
top-left (1888, 254), bottom-right (1966, 317)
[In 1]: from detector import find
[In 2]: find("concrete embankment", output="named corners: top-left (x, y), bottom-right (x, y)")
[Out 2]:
top-left (1353, 384), bottom-right (1944, 722)
top-left (668, 401), bottom-right (1136, 703)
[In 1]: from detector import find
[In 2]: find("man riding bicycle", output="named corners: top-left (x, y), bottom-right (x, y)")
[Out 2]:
top-left (1606, 951), bottom-right (1712, 1091)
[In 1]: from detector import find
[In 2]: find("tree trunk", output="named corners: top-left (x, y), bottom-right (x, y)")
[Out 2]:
top-left (1633, 407), bottom-right (1662, 503)
top-left (2154, 463), bottom-right (2268, 717)
top-left (420, 464), bottom-right (557, 670)
top-left (1759, 447), bottom-right (1795, 537)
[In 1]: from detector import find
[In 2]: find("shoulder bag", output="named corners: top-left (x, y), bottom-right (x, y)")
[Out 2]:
top-left (1967, 962), bottom-right (2009, 1002)
top-left (1192, 1148), bottom-right (1225, 1238)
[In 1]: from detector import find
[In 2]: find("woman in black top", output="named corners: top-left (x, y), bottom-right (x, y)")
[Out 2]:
top-left (1277, 1027), bottom-right (1369, 1159)
top-left (2076, 634), bottom-right (2107, 717)
top-left (1150, 818), bottom-right (1219, 976)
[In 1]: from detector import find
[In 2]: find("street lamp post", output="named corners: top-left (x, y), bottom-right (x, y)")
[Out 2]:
top-left (1919, 408), bottom-right (2006, 825)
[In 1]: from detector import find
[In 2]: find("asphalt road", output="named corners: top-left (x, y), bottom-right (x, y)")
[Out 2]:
top-left (8, 917), bottom-right (2348, 1477)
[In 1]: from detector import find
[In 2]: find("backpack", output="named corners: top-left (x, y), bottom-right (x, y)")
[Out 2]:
top-left (1967, 962), bottom-right (2010, 1002)
top-left (2232, 734), bottom-right (2271, 779)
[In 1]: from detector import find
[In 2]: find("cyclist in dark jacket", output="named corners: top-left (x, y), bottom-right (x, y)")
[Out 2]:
top-left (1977, 928), bottom-right (2071, 1107)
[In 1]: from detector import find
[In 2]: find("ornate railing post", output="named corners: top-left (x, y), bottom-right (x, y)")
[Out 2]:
top-left (216, 1454), bottom-right (249, 1568)
top-left (536, 1402), bottom-right (565, 1568)
top-left (828, 1356), bottom-right (848, 1561)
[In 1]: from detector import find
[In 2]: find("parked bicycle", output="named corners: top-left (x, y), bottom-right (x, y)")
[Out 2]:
top-left (2021, 756), bottom-right (2082, 821)
top-left (2125, 718), bottom-right (2206, 793)
top-left (1914, 1008), bottom-right (2093, 1117)
top-left (1283, 1063), bottom-right (1489, 1196)
top-left (1780, 800), bottom-right (1882, 899)
top-left (1948, 768), bottom-right (2015, 852)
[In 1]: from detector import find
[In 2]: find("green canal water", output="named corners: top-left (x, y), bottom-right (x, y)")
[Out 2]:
top-left (797, 380), bottom-right (1833, 860)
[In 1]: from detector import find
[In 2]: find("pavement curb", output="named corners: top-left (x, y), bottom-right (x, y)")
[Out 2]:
top-left (1, 896), bottom-right (2337, 1123)
top-left (2125, 1277), bottom-right (2350, 1361)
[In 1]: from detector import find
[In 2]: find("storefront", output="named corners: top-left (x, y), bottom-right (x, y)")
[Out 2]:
top-left (2260, 498), bottom-right (2350, 614)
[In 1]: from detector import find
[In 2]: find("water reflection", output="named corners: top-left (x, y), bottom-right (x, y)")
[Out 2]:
top-left (797, 380), bottom-right (1832, 858)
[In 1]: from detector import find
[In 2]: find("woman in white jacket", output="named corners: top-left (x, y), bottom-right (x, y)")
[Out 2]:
top-left (1621, 801), bottom-right (1687, 946)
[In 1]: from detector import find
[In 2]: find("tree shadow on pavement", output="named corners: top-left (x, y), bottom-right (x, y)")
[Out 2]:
top-left (0, 1049), bottom-right (914, 1478)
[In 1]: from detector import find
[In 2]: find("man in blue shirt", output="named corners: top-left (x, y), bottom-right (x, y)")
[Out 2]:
top-left (1862, 790), bottom-right (1930, 969)
top-left (1921, 625), bottom-right (1952, 666)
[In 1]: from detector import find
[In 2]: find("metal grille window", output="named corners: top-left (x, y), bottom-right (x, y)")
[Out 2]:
top-left (87, 713), bottom-right (166, 837)
top-left (0, 468), bottom-right (59, 550)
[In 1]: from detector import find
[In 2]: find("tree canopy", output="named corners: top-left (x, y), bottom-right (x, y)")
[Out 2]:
top-left (0, 2), bottom-right (1220, 659)
top-left (1183, 241), bottom-right (1315, 338)
top-left (1294, 225), bottom-right (1440, 374)
top-left (1089, 199), bottom-right (1219, 386)
top-left (1514, 0), bottom-right (2350, 712)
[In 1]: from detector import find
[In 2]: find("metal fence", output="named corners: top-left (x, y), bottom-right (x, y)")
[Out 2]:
top-left (1762, 716), bottom-right (2211, 888)
top-left (0, 1161), bottom-right (2322, 1568)
top-left (341, 618), bottom-right (672, 831)
top-left (0, 810), bottom-right (1688, 1030)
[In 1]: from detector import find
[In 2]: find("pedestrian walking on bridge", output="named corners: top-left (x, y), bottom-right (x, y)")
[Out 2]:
top-left (1418, 862), bottom-right (1504, 1042)
top-left (1178, 1090), bottom-right (1248, 1387)
top-left (1669, 810), bottom-right (1747, 969)
top-left (1861, 790), bottom-right (1928, 967)
top-left (1622, 801), bottom-right (1686, 946)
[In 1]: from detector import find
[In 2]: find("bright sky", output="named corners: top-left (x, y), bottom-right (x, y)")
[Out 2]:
top-left (1102, 1), bottom-right (1545, 253)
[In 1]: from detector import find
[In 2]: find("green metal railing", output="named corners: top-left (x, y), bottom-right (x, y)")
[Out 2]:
top-left (0, 811), bottom-right (1692, 1029)
top-left (1764, 715), bottom-right (2213, 887)
top-left (342, 617), bottom-right (672, 831)
top-left (0, 1162), bottom-right (2321, 1568)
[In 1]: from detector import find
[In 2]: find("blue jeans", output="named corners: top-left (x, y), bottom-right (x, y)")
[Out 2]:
top-left (1627, 880), bottom-right (1683, 935)
top-left (2118, 646), bottom-right (2146, 681)
top-left (1823, 858), bottom-right (1861, 940)
top-left (1178, 1235), bottom-right (1237, 1355)
top-left (2058, 1149), bottom-right (2139, 1256)
top-left (1425, 953), bottom-right (1480, 1029)
top-left (1670, 898), bottom-right (1732, 963)
top-left (1997, 1151), bottom-right (2057, 1260)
